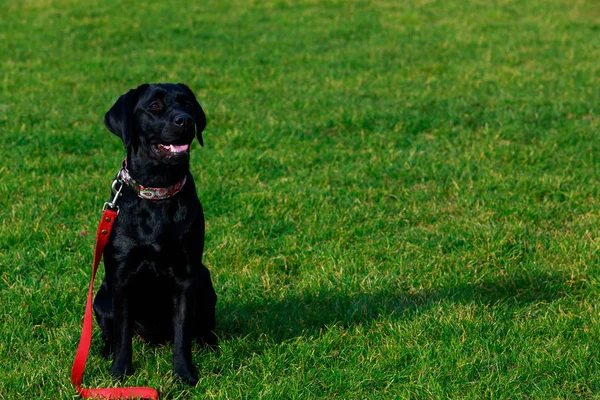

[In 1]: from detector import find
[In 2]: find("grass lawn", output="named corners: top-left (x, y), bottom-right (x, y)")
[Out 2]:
top-left (2, 0), bottom-right (600, 398)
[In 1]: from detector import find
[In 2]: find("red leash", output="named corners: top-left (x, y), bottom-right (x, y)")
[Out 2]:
top-left (71, 206), bottom-right (159, 399)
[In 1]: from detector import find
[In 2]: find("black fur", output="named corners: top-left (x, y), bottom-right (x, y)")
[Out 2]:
top-left (93, 83), bottom-right (217, 385)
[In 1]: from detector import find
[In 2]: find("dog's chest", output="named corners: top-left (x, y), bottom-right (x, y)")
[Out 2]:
top-left (110, 197), bottom-right (204, 276)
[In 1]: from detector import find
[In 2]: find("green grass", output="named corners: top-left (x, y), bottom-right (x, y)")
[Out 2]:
top-left (2, 0), bottom-right (600, 398)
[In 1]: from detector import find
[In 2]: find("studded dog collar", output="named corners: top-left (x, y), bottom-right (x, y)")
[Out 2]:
top-left (117, 159), bottom-right (187, 200)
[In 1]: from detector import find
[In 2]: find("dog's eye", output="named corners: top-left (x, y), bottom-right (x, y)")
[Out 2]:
top-left (184, 101), bottom-right (193, 110)
top-left (149, 101), bottom-right (161, 110)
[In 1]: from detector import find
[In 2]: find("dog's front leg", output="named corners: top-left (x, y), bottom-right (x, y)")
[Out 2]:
top-left (172, 284), bottom-right (198, 385)
top-left (110, 284), bottom-right (133, 378)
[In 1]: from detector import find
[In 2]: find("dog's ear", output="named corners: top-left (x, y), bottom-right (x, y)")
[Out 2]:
top-left (178, 83), bottom-right (206, 146)
top-left (104, 84), bottom-right (149, 147)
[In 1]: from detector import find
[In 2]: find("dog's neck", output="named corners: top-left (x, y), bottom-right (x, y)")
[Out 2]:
top-left (126, 147), bottom-right (190, 188)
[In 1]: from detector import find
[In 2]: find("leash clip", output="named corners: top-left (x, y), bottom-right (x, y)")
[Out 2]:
top-left (103, 179), bottom-right (124, 212)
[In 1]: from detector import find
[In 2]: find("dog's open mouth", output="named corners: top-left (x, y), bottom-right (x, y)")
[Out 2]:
top-left (152, 143), bottom-right (190, 158)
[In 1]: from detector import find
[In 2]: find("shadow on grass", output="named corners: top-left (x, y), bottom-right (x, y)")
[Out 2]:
top-left (219, 271), bottom-right (582, 344)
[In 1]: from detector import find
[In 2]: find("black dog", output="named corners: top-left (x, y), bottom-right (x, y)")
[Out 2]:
top-left (93, 83), bottom-right (217, 385)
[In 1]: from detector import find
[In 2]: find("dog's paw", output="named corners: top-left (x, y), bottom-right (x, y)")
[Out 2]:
top-left (173, 365), bottom-right (199, 386)
top-left (109, 361), bottom-right (133, 380)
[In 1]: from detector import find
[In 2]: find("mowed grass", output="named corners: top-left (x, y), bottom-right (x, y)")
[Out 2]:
top-left (2, 0), bottom-right (600, 398)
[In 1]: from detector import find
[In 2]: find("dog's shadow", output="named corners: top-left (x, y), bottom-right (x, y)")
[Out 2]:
top-left (218, 270), bottom-right (580, 347)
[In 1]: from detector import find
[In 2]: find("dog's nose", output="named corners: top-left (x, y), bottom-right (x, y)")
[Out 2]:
top-left (174, 114), bottom-right (193, 128)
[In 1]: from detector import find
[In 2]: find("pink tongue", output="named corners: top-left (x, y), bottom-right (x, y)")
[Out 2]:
top-left (169, 144), bottom-right (189, 152)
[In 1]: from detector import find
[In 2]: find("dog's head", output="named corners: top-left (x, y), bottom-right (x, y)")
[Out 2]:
top-left (105, 83), bottom-right (206, 163)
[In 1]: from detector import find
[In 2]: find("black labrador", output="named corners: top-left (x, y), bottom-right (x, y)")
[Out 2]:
top-left (93, 83), bottom-right (217, 385)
